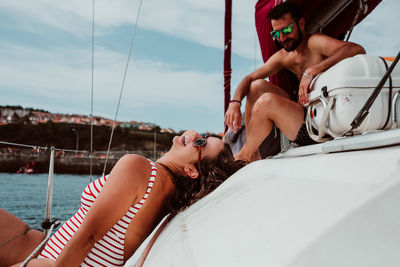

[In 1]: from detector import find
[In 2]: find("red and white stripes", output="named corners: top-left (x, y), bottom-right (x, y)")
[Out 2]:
top-left (39, 159), bottom-right (157, 266)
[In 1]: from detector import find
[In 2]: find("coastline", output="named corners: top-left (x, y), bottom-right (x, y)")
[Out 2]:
top-left (0, 151), bottom-right (162, 175)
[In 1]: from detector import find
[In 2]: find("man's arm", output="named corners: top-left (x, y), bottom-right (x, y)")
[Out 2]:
top-left (298, 33), bottom-right (366, 104)
top-left (305, 33), bottom-right (366, 75)
top-left (232, 52), bottom-right (284, 101)
top-left (225, 52), bottom-right (284, 132)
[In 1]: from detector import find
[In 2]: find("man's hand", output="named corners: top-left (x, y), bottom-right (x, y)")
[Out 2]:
top-left (224, 101), bottom-right (242, 133)
top-left (298, 71), bottom-right (314, 105)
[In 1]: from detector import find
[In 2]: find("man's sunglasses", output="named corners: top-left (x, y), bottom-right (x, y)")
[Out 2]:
top-left (270, 22), bottom-right (296, 41)
top-left (193, 133), bottom-right (210, 162)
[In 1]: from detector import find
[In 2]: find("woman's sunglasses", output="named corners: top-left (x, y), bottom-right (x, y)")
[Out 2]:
top-left (193, 133), bottom-right (210, 162)
top-left (270, 22), bottom-right (296, 41)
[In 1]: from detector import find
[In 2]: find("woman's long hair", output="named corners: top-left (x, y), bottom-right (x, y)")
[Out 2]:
top-left (167, 143), bottom-right (246, 212)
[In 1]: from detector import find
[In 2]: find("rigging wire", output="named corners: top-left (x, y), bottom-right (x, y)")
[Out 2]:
top-left (345, 0), bottom-right (368, 42)
top-left (1, 140), bottom-right (159, 158)
top-left (254, 26), bottom-right (257, 70)
top-left (254, 0), bottom-right (258, 71)
top-left (0, 228), bottom-right (31, 248)
top-left (89, 0), bottom-right (95, 182)
top-left (0, 140), bottom-right (87, 153)
top-left (0, 141), bottom-right (46, 150)
top-left (102, 0), bottom-right (144, 177)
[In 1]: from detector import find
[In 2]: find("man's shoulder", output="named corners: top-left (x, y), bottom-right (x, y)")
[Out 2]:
top-left (306, 33), bottom-right (335, 50)
top-left (266, 49), bottom-right (291, 69)
top-left (307, 33), bottom-right (338, 45)
top-left (308, 32), bottom-right (329, 40)
top-left (273, 48), bottom-right (285, 57)
top-left (272, 48), bottom-right (296, 64)
top-left (272, 48), bottom-right (292, 60)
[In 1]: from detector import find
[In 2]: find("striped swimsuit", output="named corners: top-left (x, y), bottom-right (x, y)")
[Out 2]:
top-left (38, 159), bottom-right (157, 266)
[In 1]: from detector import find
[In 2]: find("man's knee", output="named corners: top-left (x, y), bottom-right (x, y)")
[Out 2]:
top-left (248, 79), bottom-right (288, 101)
top-left (250, 79), bottom-right (269, 90)
top-left (252, 93), bottom-right (278, 115)
top-left (248, 79), bottom-right (271, 101)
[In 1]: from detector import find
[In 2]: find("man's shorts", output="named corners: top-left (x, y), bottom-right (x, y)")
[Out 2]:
top-left (294, 107), bottom-right (316, 146)
top-left (294, 124), bottom-right (316, 146)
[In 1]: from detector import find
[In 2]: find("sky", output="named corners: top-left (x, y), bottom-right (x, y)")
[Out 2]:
top-left (0, 0), bottom-right (399, 134)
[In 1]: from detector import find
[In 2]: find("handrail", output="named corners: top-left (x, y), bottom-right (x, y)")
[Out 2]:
top-left (0, 140), bottom-right (166, 155)
top-left (392, 91), bottom-right (400, 128)
top-left (43, 146), bottom-right (55, 236)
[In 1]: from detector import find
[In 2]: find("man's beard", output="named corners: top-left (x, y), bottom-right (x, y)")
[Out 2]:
top-left (279, 30), bottom-right (303, 52)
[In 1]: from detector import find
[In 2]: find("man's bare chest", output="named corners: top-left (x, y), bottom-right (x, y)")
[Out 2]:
top-left (285, 53), bottom-right (325, 78)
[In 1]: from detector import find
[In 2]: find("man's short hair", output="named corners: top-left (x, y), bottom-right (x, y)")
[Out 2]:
top-left (268, 2), bottom-right (302, 21)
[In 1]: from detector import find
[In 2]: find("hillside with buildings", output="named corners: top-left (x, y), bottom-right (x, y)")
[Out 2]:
top-left (0, 105), bottom-right (174, 133)
top-left (0, 106), bottom-right (179, 174)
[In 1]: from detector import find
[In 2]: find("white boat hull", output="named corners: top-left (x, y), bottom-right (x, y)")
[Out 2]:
top-left (126, 132), bottom-right (400, 267)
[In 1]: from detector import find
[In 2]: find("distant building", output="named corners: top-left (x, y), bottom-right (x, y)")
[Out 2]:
top-left (160, 128), bottom-right (175, 134)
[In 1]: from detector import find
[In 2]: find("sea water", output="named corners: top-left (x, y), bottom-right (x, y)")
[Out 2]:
top-left (0, 173), bottom-right (91, 229)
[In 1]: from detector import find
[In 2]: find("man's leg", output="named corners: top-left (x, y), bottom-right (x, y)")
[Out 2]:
top-left (235, 92), bottom-right (304, 162)
top-left (244, 79), bottom-right (289, 130)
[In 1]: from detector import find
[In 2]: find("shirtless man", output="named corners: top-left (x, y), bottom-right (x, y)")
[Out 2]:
top-left (224, 2), bottom-right (365, 162)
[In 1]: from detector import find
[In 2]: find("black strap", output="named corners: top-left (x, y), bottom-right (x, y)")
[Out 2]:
top-left (346, 51), bottom-right (400, 134)
top-left (379, 57), bottom-right (393, 130)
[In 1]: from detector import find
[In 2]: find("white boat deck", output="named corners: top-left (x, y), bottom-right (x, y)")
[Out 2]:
top-left (276, 128), bottom-right (400, 158)
top-left (126, 129), bottom-right (400, 267)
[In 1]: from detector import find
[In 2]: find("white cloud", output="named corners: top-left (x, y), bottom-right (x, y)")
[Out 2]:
top-left (0, 0), bottom-right (398, 133)
top-left (0, 40), bottom-right (222, 114)
top-left (0, 0), bottom-right (260, 59)
top-left (350, 0), bottom-right (400, 56)
top-left (1, 0), bottom-right (398, 60)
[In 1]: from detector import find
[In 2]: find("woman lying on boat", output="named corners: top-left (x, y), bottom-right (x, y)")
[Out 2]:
top-left (1, 130), bottom-right (244, 267)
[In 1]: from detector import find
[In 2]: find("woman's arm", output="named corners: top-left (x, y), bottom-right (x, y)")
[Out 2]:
top-left (54, 155), bottom-right (150, 266)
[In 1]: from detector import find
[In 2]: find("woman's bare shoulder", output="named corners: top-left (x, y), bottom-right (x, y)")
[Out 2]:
top-left (117, 154), bottom-right (150, 166)
top-left (109, 154), bottom-right (153, 186)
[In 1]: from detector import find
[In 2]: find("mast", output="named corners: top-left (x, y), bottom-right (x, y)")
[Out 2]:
top-left (224, 0), bottom-right (232, 131)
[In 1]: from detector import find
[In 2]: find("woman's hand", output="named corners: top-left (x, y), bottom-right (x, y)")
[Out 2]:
top-left (224, 102), bottom-right (242, 133)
